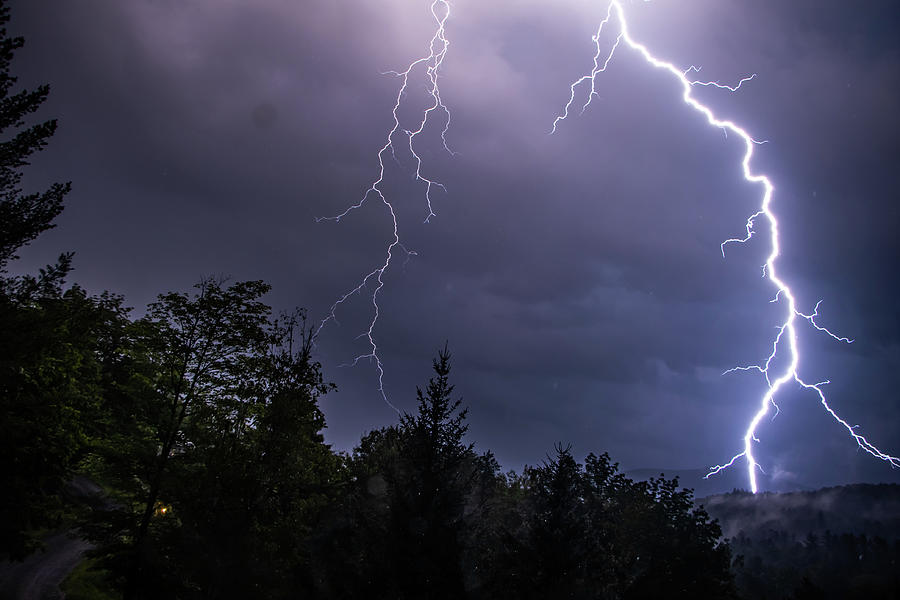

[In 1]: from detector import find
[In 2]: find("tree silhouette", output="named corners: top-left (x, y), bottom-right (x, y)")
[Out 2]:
top-left (121, 278), bottom-right (272, 598)
top-left (392, 344), bottom-right (474, 598)
top-left (481, 447), bottom-right (736, 599)
top-left (319, 344), bottom-right (492, 599)
top-left (0, 0), bottom-right (70, 292)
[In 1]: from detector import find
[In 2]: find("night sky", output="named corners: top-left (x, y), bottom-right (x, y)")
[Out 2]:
top-left (8, 0), bottom-right (900, 493)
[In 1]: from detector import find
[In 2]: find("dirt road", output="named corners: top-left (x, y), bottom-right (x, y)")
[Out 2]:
top-left (0, 532), bottom-right (91, 600)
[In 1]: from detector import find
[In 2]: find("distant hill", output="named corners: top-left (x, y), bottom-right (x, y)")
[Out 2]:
top-left (699, 484), bottom-right (900, 599)
top-left (616, 473), bottom-right (900, 597)
top-left (702, 483), bottom-right (900, 539)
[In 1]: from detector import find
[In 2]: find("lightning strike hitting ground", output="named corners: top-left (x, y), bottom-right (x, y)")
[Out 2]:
top-left (552, 0), bottom-right (899, 493)
top-left (316, 0), bottom-right (452, 413)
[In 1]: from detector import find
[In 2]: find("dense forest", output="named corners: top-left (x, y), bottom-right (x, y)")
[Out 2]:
top-left (702, 486), bottom-right (900, 599)
top-left (0, 1), bottom-right (897, 598)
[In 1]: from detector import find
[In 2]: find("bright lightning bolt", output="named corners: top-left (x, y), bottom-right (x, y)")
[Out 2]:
top-left (316, 0), bottom-right (452, 413)
top-left (552, 0), bottom-right (900, 493)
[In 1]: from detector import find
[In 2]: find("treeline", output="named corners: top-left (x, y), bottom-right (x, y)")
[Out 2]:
top-left (3, 276), bottom-right (737, 598)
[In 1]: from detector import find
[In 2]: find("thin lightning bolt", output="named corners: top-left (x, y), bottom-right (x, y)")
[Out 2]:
top-left (552, 0), bottom-right (899, 493)
top-left (316, 0), bottom-right (453, 412)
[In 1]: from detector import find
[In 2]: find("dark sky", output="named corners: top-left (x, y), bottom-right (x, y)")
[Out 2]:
top-left (8, 0), bottom-right (900, 493)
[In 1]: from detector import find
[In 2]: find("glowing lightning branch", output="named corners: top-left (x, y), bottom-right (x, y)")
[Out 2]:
top-left (316, 0), bottom-right (453, 412)
top-left (553, 0), bottom-right (899, 493)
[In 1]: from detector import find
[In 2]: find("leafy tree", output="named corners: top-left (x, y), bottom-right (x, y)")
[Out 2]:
top-left (614, 474), bottom-right (735, 599)
top-left (480, 446), bottom-right (616, 599)
top-left (311, 425), bottom-right (400, 597)
top-left (511, 446), bottom-right (589, 598)
top-left (111, 278), bottom-right (271, 597)
top-left (481, 447), bottom-right (736, 599)
top-left (1, 287), bottom-right (130, 558)
top-left (73, 279), bottom-right (339, 599)
top-left (167, 310), bottom-right (339, 598)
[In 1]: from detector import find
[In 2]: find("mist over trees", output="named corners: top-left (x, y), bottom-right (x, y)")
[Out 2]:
top-left (2, 1), bottom-right (898, 598)
top-left (704, 485), bottom-right (900, 599)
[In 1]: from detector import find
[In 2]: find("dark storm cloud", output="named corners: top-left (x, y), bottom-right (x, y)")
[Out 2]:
top-left (8, 0), bottom-right (899, 490)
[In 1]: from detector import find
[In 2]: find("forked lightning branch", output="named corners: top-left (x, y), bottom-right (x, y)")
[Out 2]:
top-left (316, 0), bottom-right (899, 493)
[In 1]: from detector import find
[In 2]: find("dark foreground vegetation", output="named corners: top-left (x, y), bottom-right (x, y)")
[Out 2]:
top-left (0, 1), bottom-right (897, 598)
top-left (2, 268), bottom-right (736, 599)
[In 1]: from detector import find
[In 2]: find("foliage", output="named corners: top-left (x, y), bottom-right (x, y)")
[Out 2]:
top-left (0, 0), bottom-right (71, 290)
top-left (315, 345), bottom-right (500, 599)
top-left (0, 287), bottom-right (130, 559)
top-left (479, 446), bottom-right (736, 599)
top-left (73, 279), bottom-right (339, 600)
top-left (164, 308), bottom-right (339, 598)
top-left (305, 347), bottom-right (735, 600)
top-left (60, 557), bottom-right (118, 600)
top-left (2, 276), bottom-right (746, 600)
top-left (729, 529), bottom-right (900, 599)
